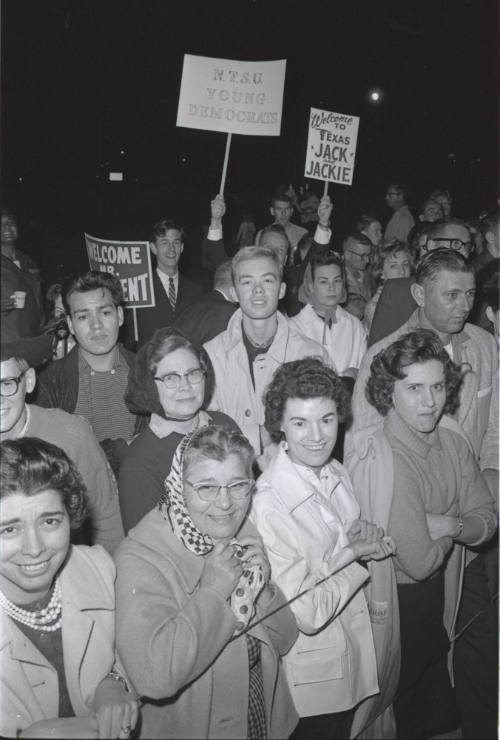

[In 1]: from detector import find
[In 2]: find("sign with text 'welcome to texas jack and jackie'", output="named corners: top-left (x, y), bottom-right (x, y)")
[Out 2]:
top-left (304, 107), bottom-right (360, 186)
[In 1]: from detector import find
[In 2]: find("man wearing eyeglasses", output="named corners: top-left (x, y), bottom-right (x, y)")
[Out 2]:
top-left (341, 232), bottom-right (374, 319)
top-left (384, 183), bottom-right (415, 242)
top-left (136, 218), bottom-right (202, 347)
top-left (0, 336), bottom-right (124, 555)
top-left (421, 218), bottom-right (474, 259)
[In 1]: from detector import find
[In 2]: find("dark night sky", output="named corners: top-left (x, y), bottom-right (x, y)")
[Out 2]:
top-left (1, 0), bottom-right (498, 277)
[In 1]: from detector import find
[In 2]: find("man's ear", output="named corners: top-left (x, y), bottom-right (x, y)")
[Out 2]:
top-left (279, 282), bottom-right (286, 299)
top-left (66, 314), bottom-right (75, 336)
top-left (410, 281), bottom-right (425, 307)
top-left (270, 206), bottom-right (275, 219)
top-left (486, 306), bottom-right (494, 324)
top-left (25, 367), bottom-right (36, 395)
top-left (149, 241), bottom-right (157, 256)
top-left (117, 305), bottom-right (124, 328)
top-left (229, 285), bottom-right (238, 303)
top-left (179, 243), bottom-right (184, 257)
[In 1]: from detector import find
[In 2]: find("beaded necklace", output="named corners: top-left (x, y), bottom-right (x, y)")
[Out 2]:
top-left (0, 577), bottom-right (62, 632)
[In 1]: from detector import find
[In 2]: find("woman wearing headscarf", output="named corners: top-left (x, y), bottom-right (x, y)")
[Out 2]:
top-left (114, 425), bottom-right (298, 739)
top-left (118, 327), bottom-right (239, 532)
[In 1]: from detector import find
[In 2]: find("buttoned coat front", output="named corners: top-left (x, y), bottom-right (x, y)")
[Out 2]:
top-left (0, 545), bottom-right (128, 738)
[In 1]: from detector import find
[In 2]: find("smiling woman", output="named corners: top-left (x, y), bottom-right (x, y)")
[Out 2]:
top-left (0, 437), bottom-right (138, 739)
top-left (251, 357), bottom-right (395, 739)
top-left (114, 425), bottom-right (298, 739)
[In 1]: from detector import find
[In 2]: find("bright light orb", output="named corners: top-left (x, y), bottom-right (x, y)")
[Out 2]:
top-left (369, 90), bottom-right (382, 103)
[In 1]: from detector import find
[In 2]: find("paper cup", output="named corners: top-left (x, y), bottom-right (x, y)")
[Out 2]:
top-left (12, 291), bottom-right (27, 309)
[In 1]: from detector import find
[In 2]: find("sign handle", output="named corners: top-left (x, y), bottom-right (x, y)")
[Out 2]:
top-left (220, 132), bottom-right (232, 195)
top-left (132, 308), bottom-right (138, 344)
top-left (323, 180), bottom-right (329, 198)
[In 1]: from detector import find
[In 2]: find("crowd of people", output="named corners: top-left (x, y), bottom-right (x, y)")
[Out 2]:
top-left (0, 183), bottom-right (498, 739)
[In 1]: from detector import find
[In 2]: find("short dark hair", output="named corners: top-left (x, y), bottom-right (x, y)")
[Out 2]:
top-left (145, 326), bottom-right (214, 407)
top-left (0, 437), bottom-right (87, 529)
top-left (415, 248), bottom-right (473, 286)
top-left (356, 214), bottom-right (380, 231)
top-left (428, 218), bottom-right (471, 240)
top-left (183, 425), bottom-right (255, 478)
top-left (259, 223), bottom-right (290, 244)
top-left (387, 182), bottom-right (410, 201)
top-left (150, 219), bottom-right (185, 244)
top-left (366, 329), bottom-right (463, 417)
top-left (264, 357), bottom-right (351, 443)
top-left (342, 231), bottom-right (372, 252)
top-left (271, 193), bottom-right (293, 208)
top-left (310, 249), bottom-right (344, 281)
top-left (62, 270), bottom-right (124, 313)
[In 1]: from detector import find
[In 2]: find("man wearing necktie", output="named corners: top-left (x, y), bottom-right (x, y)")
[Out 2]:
top-left (135, 219), bottom-right (202, 347)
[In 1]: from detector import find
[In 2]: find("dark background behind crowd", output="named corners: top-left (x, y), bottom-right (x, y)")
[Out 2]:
top-left (2, 0), bottom-right (498, 290)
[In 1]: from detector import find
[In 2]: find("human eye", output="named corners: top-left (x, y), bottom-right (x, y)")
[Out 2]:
top-left (0, 524), bottom-right (18, 537)
top-left (433, 383), bottom-right (445, 392)
top-left (163, 373), bottom-right (180, 385)
top-left (42, 516), bottom-right (63, 528)
top-left (102, 308), bottom-right (113, 316)
top-left (229, 480), bottom-right (251, 497)
top-left (408, 385), bottom-right (419, 392)
top-left (291, 419), bottom-right (304, 427)
top-left (195, 483), bottom-right (218, 499)
top-left (323, 413), bottom-right (337, 423)
top-left (1, 378), bottom-right (17, 393)
top-left (447, 292), bottom-right (458, 300)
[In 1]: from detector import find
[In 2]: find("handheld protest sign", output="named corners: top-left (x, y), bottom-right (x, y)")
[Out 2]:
top-left (85, 234), bottom-right (156, 342)
top-left (177, 54), bottom-right (286, 193)
top-left (304, 107), bottom-right (360, 186)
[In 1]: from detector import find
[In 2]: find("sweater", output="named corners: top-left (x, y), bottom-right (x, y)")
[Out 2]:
top-left (118, 410), bottom-right (240, 532)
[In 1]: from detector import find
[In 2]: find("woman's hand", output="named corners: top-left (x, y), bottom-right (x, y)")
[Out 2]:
top-left (93, 676), bottom-right (139, 738)
top-left (347, 519), bottom-right (384, 546)
top-left (236, 535), bottom-right (271, 584)
top-left (18, 717), bottom-right (99, 738)
top-left (199, 540), bottom-right (243, 600)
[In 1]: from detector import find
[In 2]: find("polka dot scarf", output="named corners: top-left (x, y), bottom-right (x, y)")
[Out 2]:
top-left (159, 430), bottom-right (265, 633)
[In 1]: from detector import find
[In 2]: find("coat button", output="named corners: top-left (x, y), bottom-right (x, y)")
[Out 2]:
top-left (245, 409), bottom-right (251, 417)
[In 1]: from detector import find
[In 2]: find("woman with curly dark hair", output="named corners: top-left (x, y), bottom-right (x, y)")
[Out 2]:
top-left (251, 357), bottom-right (395, 740)
top-left (355, 328), bottom-right (497, 739)
top-left (0, 438), bottom-right (138, 739)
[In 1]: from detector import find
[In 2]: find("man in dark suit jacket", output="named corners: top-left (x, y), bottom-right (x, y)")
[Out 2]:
top-left (174, 260), bottom-right (238, 346)
top-left (136, 219), bottom-right (202, 347)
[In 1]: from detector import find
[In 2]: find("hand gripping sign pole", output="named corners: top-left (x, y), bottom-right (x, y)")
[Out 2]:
top-left (176, 55), bottom-right (286, 196)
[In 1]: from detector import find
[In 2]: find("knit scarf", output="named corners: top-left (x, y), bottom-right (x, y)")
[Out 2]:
top-left (159, 431), bottom-right (264, 633)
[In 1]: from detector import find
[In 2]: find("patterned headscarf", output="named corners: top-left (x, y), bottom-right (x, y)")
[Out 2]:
top-left (159, 430), bottom-right (264, 633)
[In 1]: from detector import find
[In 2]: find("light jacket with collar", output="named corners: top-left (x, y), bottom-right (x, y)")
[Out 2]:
top-left (349, 309), bottom-right (499, 473)
top-left (0, 545), bottom-right (131, 738)
top-left (204, 309), bottom-right (326, 452)
top-left (251, 446), bottom-right (378, 719)
top-left (114, 507), bottom-right (298, 739)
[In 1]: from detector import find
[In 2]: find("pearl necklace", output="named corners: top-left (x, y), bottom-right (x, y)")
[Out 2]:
top-left (0, 578), bottom-right (62, 632)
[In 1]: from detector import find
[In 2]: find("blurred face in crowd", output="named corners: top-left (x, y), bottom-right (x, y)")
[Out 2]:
top-left (362, 220), bottom-right (383, 247)
top-left (183, 453), bottom-right (251, 542)
top-left (0, 359), bottom-right (35, 440)
top-left (151, 228), bottom-right (184, 275)
top-left (230, 256), bottom-right (285, 320)
top-left (343, 238), bottom-right (372, 272)
top-left (280, 397), bottom-right (338, 477)
top-left (436, 194), bottom-right (452, 219)
top-left (392, 359), bottom-right (447, 436)
top-left (382, 250), bottom-right (412, 280)
top-left (1, 214), bottom-right (18, 252)
top-left (67, 288), bottom-right (123, 359)
top-left (412, 269), bottom-right (475, 338)
top-left (423, 223), bottom-right (473, 258)
top-left (385, 186), bottom-right (404, 212)
top-left (422, 200), bottom-right (444, 223)
top-left (259, 231), bottom-right (290, 268)
top-left (312, 264), bottom-right (344, 311)
top-left (0, 489), bottom-right (70, 604)
top-left (271, 199), bottom-right (293, 227)
top-left (154, 347), bottom-right (205, 420)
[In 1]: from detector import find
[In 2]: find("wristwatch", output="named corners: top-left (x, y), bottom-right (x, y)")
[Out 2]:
top-left (456, 516), bottom-right (464, 539)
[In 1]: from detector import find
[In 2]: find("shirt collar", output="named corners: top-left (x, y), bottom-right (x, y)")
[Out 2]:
top-left (78, 345), bottom-right (123, 374)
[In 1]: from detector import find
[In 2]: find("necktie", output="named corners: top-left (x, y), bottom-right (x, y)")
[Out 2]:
top-left (168, 277), bottom-right (176, 310)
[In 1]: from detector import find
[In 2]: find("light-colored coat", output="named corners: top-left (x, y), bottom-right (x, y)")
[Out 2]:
top-left (204, 309), bottom-right (326, 452)
top-left (350, 310), bottom-right (499, 473)
top-left (114, 507), bottom-right (299, 739)
top-left (251, 446), bottom-right (379, 719)
top-left (0, 546), bottom-right (127, 738)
